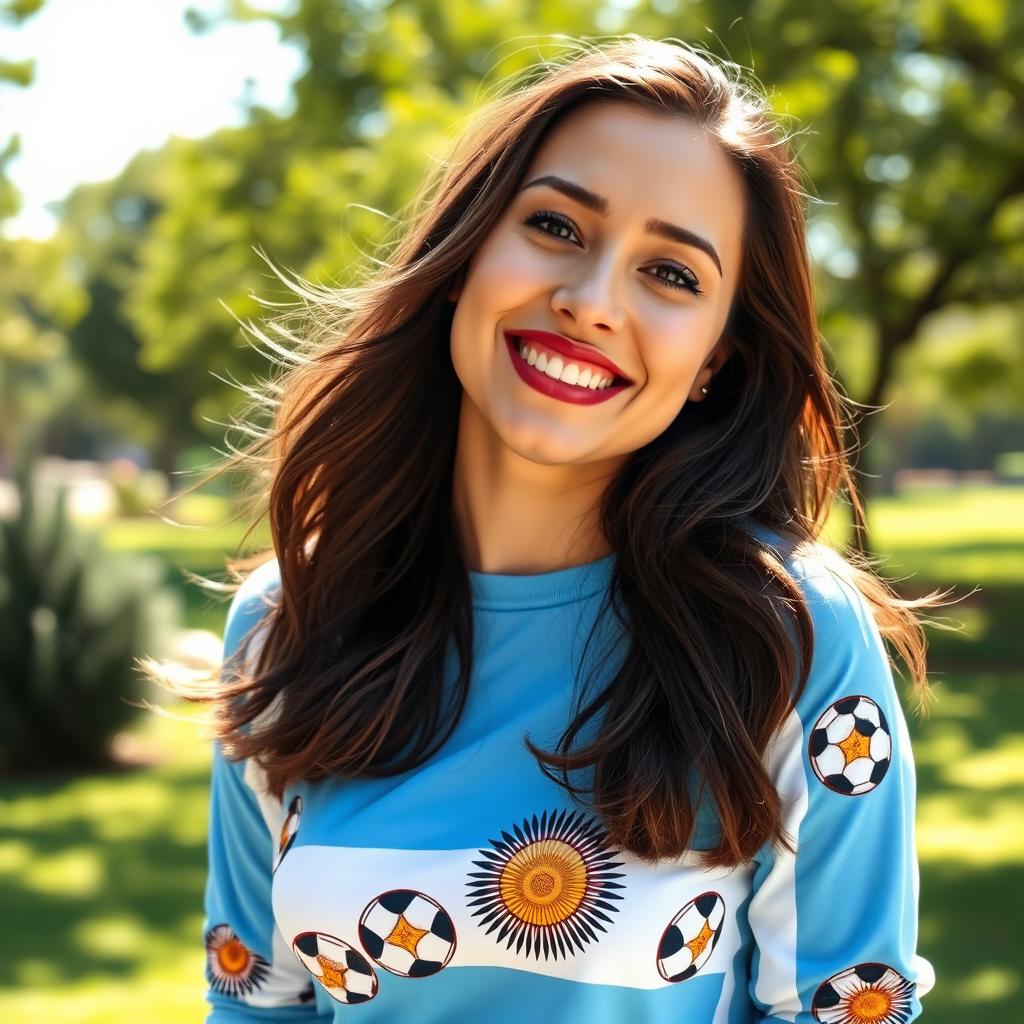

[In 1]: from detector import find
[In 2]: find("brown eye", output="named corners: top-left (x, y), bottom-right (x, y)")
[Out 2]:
top-left (522, 209), bottom-right (580, 243)
top-left (649, 263), bottom-right (703, 295)
top-left (522, 210), bottom-right (703, 296)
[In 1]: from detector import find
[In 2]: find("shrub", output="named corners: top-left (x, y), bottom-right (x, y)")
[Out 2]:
top-left (0, 448), bottom-right (180, 773)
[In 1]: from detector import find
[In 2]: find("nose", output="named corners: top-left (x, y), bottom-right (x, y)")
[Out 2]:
top-left (550, 251), bottom-right (625, 334)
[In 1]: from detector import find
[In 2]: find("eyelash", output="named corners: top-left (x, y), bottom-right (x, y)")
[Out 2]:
top-left (521, 209), bottom-right (704, 296)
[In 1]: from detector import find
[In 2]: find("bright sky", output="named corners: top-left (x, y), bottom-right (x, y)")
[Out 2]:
top-left (0, 0), bottom-right (303, 239)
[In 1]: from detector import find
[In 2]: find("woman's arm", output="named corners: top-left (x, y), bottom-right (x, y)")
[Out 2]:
top-left (745, 563), bottom-right (935, 1022)
top-left (202, 561), bottom-right (329, 1022)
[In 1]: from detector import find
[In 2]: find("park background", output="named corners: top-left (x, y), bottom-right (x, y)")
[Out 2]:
top-left (1, 0), bottom-right (1021, 1020)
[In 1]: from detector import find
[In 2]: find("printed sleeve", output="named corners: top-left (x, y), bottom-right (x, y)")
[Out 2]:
top-left (202, 559), bottom-right (328, 1022)
top-left (745, 562), bottom-right (936, 1023)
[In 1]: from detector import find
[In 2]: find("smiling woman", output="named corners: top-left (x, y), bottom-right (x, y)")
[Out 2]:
top-left (447, 99), bottom-right (744, 570)
top-left (145, 34), bottom-right (952, 1024)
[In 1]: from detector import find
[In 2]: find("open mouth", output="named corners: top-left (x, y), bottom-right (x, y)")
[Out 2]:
top-left (507, 334), bottom-right (630, 390)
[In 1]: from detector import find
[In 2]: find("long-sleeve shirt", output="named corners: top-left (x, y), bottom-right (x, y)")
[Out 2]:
top-left (201, 522), bottom-right (935, 1022)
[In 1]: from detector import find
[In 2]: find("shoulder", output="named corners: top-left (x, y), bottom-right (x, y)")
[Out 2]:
top-left (743, 520), bottom-right (874, 641)
top-left (744, 524), bottom-right (910, 811)
top-left (222, 556), bottom-right (282, 669)
top-left (744, 520), bottom-right (894, 714)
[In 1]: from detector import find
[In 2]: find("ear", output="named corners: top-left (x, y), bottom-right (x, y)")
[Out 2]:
top-left (693, 334), bottom-right (733, 400)
top-left (706, 334), bottom-right (733, 375)
top-left (448, 268), bottom-right (466, 303)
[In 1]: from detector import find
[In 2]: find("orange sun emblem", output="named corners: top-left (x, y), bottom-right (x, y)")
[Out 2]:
top-left (812, 962), bottom-right (915, 1023)
top-left (205, 924), bottom-right (270, 997)
top-left (467, 808), bottom-right (625, 961)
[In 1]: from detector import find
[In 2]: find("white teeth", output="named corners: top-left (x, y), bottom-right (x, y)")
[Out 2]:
top-left (517, 340), bottom-right (613, 389)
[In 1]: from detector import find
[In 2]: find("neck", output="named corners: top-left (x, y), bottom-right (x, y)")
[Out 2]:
top-left (450, 393), bottom-right (622, 575)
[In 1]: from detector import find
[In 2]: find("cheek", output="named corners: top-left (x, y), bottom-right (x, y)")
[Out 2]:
top-left (639, 314), bottom-right (711, 382)
top-left (462, 234), bottom-right (551, 303)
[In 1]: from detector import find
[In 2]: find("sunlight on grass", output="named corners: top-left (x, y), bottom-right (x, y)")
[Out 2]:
top-left (7, 776), bottom-right (176, 832)
top-left (874, 486), bottom-right (1024, 547)
top-left (13, 958), bottom-right (62, 988)
top-left (952, 966), bottom-right (1021, 1004)
top-left (101, 518), bottom-right (269, 556)
top-left (951, 735), bottom-right (1024, 789)
top-left (0, 838), bottom-right (31, 874)
top-left (823, 484), bottom-right (1024, 584)
top-left (918, 795), bottom-right (1024, 865)
top-left (73, 914), bottom-right (151, 958)
top-left (22, 846), bottom-right (104, 898)
top-left (2, 949), bottom-right (209, 1024)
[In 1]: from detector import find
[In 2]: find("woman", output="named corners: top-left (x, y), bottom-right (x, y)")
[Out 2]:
top-left (162, 35), bottom-right (948, 1023)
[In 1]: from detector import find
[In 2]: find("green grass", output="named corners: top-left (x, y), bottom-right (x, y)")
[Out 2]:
top-left (909, 672), bottom-right (1023, 1016)
top-left (4, 483), bottom-right (1022, 1021)
top-left (99, 495), bottom-right (272, 634)
top-left (1, 705), bottom-right (213, 1023)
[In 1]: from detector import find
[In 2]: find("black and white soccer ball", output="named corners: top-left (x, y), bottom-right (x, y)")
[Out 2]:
top-left (656, 891), bottom-right (725, 983)
top-left (291, 930), bottom-right (378, 1004)
top-left (809, 695), bottom-right (891, 796)
top-left (359, 888), bottom-right (456, 978)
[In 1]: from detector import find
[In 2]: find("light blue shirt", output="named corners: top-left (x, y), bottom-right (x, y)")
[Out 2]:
top-left (202, 524), bottom-right (934, 1022)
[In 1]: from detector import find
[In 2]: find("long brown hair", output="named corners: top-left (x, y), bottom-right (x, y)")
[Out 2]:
top-left (147, 36), bottom-right (955, 867)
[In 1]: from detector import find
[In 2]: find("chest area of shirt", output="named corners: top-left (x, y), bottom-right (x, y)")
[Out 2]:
top-left (270, 796), bottom-right (754, 1009)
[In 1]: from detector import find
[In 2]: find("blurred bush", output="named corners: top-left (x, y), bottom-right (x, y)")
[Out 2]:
top-left (107, 457), bottom-right (170, 517)
top-left (996, 452), bottom-right (1024, 483)
top-left (0, 447), bottom-right (181, 773)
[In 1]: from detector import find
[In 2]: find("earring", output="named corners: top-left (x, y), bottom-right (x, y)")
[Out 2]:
top-left (700, 386), bottom-right (709, 395)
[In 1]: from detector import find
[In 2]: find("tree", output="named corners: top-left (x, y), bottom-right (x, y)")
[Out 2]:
top-left (0, 0), bottom-right (89, 468)
top-left (165, 3), bottom-right (1024, 536)
top-left (16, 0), bottom-right (1019, 551)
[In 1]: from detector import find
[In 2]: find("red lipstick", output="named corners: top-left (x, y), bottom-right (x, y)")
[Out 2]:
top-left (507, 329), bottom-right (632, 384)
top-left (503, 331), bottom-right (633, 406)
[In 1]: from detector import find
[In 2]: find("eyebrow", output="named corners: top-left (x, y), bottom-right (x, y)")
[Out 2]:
top-left (520, 174), bottom-right (724, 278)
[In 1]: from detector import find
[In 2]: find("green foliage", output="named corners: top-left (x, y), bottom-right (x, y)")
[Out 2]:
top-left (0, 448), bottom-right (180, 773)
top-left (69, 2), bottom-right (1024, 476)
top-left (0, 232), bottom-right (90, 460)
top-left (4, 0), bottom-right (1023, 480)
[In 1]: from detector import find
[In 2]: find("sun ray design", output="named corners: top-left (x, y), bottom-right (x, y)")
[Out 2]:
top-left (812, 962), bottom-right (915, 1023)
top-left (466, 808), bottom-right (626, 961)
top-left (205, 924), bottom-right (270, 998)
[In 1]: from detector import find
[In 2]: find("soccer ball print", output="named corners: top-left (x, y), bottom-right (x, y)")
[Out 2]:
top-left (465, 808), bottom-right (626, 961)
top-left (656, 891), bottom-right (726, 982)
top-left (205, 923), bottom-right (270, 997)
top-left (809, 695), bottom-right (892, 796)
top-left (292, 930), bottom-right (378, 1004)
top-left (359, 889), bottom-right (456, 977)
top-left (273, 795), bottom-right (303, 873)
top-left (812, 962), bottom-right (915, 1023)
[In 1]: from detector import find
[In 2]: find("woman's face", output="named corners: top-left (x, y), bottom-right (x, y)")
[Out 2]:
top-left (449, 99), bottom-right (746, 467)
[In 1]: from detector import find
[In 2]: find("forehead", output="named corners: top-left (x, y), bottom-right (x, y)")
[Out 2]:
top-left (522, 100), bottom-right (745, 274)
